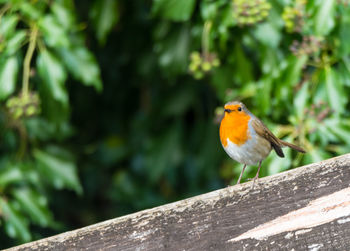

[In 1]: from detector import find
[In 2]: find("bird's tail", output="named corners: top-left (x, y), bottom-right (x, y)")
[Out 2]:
top-left (280, 140), bottom-right (306, 153)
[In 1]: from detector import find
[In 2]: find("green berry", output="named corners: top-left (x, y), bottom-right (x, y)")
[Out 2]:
top-left (233, 0), bottom-right (271, 26)
top-left (6, 97), bottom-right (18, 108)
top-left (202, 61), bottom-right (212, 72)
top-left (247, 16), bottom-right (255, 24)
top-left (190, 51), bottom-right (201, 62)
top-left (194, 71), bottom-right (204, 79)
top-left (13, 108), bottom-right (23, 119)
top-left (26, 105), bottom-right (37, 116)
top-left (261, 11), bottom-right (269, 18)
top-left (189, 62), bottom-right (199, 72)
top-left (212, 59), bottom-right (220, 67)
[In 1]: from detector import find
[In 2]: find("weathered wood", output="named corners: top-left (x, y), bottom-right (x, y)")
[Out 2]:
top-left (7, 154), bottom-right (350, 251)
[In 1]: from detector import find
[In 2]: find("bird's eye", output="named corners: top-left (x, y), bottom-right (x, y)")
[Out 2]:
top-left (237, 107), bottom-right (242, 112)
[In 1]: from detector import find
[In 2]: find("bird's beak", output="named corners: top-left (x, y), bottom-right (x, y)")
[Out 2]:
top-left (224, 109), bottom-right (231, 113)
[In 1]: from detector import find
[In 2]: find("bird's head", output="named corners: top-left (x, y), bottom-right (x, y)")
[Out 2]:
top-left (223, 101), bottom-right (250, 119)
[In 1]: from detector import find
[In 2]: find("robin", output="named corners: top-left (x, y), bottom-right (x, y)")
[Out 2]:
top-left (219, 101), bottom-right (306, 187)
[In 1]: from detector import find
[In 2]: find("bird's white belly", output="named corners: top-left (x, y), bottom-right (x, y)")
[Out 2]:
top-left (223, 135), bottom-right (271, 166)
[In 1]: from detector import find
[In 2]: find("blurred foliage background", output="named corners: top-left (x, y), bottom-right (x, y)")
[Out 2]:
top-left (0, 0), bottom-right (350, 248)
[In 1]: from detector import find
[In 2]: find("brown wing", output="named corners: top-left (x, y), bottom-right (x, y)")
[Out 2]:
top-left (251, 118), bottom-right (285, 158)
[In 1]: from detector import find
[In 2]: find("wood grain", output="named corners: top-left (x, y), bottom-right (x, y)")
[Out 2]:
top-left (7, 154), bottom-right (350, 251)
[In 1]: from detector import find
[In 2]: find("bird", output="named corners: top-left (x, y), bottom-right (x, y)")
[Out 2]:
top-left (219, 101), bottom-right (306, 187)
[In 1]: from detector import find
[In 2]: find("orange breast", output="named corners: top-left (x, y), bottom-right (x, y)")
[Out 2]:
top-left (220, 112), bottom-right (251, 147)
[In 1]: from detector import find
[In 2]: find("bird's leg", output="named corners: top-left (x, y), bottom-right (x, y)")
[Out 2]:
top-left (251, 161), bottom-right (262, 189)
top-left (237, 164), bottom-right (247, 184)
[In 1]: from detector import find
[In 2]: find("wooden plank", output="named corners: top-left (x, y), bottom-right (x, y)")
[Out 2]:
top-left (7, 154), bottom-right (350, 250)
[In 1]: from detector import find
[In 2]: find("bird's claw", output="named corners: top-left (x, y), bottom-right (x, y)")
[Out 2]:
top-left (248, 177), bottom-right (259, 189)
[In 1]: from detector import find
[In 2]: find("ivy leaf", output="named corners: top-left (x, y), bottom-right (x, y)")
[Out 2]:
top-left (0, 14), bottom-right (19, 39)
top-left (0, 166), bottom-right (23, 188)
top-left (90, 0), bottom-right (119, 45)
top-left (266, 148), bottom-right (291, 175)
top-left (0, 56), bottom-right (18, 100)
top-left (314, 0), bottom-right (335, 36)
top-left (19, 2), bottom-right (42, 20)
top-left (282, 55), bottom-right (308, 87)
top-left (37, 50), bottom-right (68, 106)
top-left (254, 22), bottom-right (281, 48)
top-left (307, 149), bottom-right (331, 163)
top-left (233, 42), bottom-right (254, 84)
top-left (5, 30), bottom-right (27, 55)
top-left (325, 67), bottom-right (346, 115)
top-left (157, 27), bottom-right (190, 75)
top-left (325, 118), bottom-right (350, 143)
top-left (145, 125), bottom-right (182, 183)
top-left (338, 8), bottom-right (350, 55)
top-left (152, 0), bottom-right (196, 22)
top-left (33, 149), bottom-right (83, 194)
top-left (51, 0), bottom-right (76, 30)
top-left (275, 55), bottom-right (307, 102)
top-left (12, 188), bottom-right (54, 227)
top-left (0, 197), bottom-right (31, 242)
top-left (294, 81), bottom-right (309, 120)
top-left (39, 14), bottom-right (69, 47)
top-left (256, 77), bottom-right (272, 116)
top-left (58, 47), bottom-right (102, 91)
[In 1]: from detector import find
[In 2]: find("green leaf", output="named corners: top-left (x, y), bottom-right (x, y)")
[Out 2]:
top-left (317, 122), bottom-right (338, 144)
top-left (0, 197), bottom-right (31, 242)
top-left (39, 15), bottom-right (69, 47)
top-left (161, 84), bottom-right (194, 116)
top-left (338, 59), bottom-right (350, 87)
top-left (38, 86), bottom-right (70, 124)
top-left (0, 56), bottom-right (18, 100)
top-left (256, 77), bottom-right (272, 116)
top-left (51, 0), bottom-right (76, 30)
top-left (294, 81), bottom-right (309, 120)
top-left (275, 55), bottom-right (307, 102)
top-left (157, 27), bottom-right (190, 75)
top-left (338, 9), bottom-right (350, 55)
top-left (152, 0), bottom-right (196, 22)
top-left (314, 0), bottom-right (335, 36)
top-left (13, 188), bottom-right (53, 227)
top-left (260, 45), bottom-right (281, 77)
top-left (0, 14), bottom-right (19, 39)
top-left (200, 1), bottom-right (219, 20)
top-left (233, 42), bottom-right (254, 84)
top-left (0, 166), bottom-right (23, 188)
top-left (33, 149), bottom-right (82, 194)
top-left (5, 30), bottom-right (27, 55)
top-left (282, 55), bottom-right (308, 87)
top-left (308, 149), bottom-right (331, 163)
top-left (145, 125), bottom-right (183, 183)
top-left (19, 2), bottom-right (43, 20)
top-left (312, 70), bottom-right (328, 103)
top-left (325, 67), bottom-right (346, 115)
top-left (266, 148), bottom-right (291, 175)
top-left (325, 118), bottom-right (350, 143)
top-left (90, 0), bottom-right (119, 45)
top-left (37, 50), bottom-right (68, 105)
top-left (58, 47), bottom-right (102, 91)
top-left (26, 117), bottom-right (74, 141)
top-left (254, 22), bottom-right (281, 48)
top-left (211, 66), bottom-right (236, 100)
